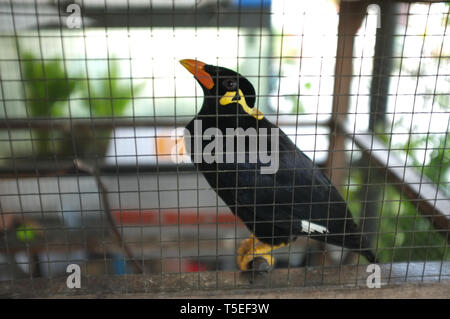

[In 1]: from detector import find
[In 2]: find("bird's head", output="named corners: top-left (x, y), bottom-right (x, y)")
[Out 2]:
top-left (179, 59), bottom-right (263, 120)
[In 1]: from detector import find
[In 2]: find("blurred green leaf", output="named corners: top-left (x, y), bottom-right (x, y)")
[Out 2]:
top-left (19, 52), bottom-right (144, 157)
top-left (423, 134), bottom-right (450, 195)
top-left (21, 52), bottom-right (78, 117)
top-left (287, 95), bottom-right (304, 114)
top-left (345, 131), bottom-right (450, 262)
top-left (79, 59), bottom-right (145, 117)
top-left (377, 186), bottom-right (449, 261)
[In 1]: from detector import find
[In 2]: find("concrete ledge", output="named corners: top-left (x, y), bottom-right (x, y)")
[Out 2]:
top-left (117, 282), bottom-right (450, 299)
top-left (1, 261), bottom-right (449, 298)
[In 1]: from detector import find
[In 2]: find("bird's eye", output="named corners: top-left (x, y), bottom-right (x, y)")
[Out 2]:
top-left (223, 79), bottom-right (237, 90)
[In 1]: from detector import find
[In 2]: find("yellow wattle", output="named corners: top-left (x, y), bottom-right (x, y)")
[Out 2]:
top-left (219, 89), bottom-right (264, 120)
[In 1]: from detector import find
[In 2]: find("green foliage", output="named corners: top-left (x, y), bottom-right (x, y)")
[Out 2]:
top-left (377, 186), bottom-right (449, 261)
top-left (344, 171), bottom-right (449, 262)
top-left (21, 52), bottom-right (143, 118)
top-left (288, 95), bottom-right (304, 114)
top-left (288, 82), bottom-right (312, 114)
top-left (21, 52), bottom-right (77, 117)
top-left (421, 135), bottom-right (450, 195)
top-left (19, 51), bottom-right (143, 157)
top-left (369, 8), bottom-right (450, 262)
top-left (400, 133), bottom-right (450, 196)
top-left (343, 133), bottom-right (450, 263)
top-left (77, 61), bottom-right (145, 117)
top-left (21, 53), bottom-right (78, 155)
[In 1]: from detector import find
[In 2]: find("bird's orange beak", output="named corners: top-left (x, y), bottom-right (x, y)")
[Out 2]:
top-left (179, 59), bottom-right (214, 90)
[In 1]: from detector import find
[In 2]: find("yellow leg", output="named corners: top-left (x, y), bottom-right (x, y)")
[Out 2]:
top-left (236, 234), bottom-right (286, 271)
top-left (236, 234), bottom-right (255, 267)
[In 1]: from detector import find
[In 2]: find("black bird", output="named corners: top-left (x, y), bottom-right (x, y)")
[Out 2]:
top-left (180, 59), bottom-right (377, 270)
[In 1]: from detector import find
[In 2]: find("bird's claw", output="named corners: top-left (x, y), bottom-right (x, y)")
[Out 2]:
top-left (247, 257), bottom-right (273, 272)
top-left (237, 238), bottom-right (274, 271)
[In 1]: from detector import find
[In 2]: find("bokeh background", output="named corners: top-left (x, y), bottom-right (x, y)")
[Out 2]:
top-left (0, 0), bottom-right (448, 281)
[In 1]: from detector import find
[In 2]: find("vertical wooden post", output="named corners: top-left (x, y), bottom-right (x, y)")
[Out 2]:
top-left (318, 1), bottom-right (366, 266)
top-left (326, 1), bottom-right (366, 184)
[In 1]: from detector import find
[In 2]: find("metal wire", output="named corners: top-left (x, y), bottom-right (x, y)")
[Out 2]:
top-left (0, 0), bottom-right (449, 297)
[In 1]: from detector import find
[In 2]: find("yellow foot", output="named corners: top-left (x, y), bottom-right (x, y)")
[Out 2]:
top-left (236, 235), bottom-right (286, 271)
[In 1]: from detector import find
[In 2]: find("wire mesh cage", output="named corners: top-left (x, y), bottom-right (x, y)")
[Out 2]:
top-left (0, 0), bottom-right (449, 298)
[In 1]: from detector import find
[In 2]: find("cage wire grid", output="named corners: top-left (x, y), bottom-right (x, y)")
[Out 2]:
top-left (0, 0), bottom-right (449, 296)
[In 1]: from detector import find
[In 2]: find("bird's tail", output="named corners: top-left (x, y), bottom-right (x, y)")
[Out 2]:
top-left (360, 249), bottom-right (378, 264)
top-left (338, 231), bottom-right (378, 263)
top-left (321, 228), bottom-right (378, 263)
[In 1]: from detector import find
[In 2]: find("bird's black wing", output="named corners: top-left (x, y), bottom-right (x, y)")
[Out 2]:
top-left (220, 119), bottom-right (366, 250)
top-left (186, 116), bottom-right (373, 256)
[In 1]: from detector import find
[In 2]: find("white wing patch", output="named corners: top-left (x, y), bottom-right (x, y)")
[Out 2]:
top-left (300, 220), bottom-right (329, 234)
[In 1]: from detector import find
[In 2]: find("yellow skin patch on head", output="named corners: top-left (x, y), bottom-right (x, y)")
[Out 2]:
top-left (219, 89), bottom-right (264, 120)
